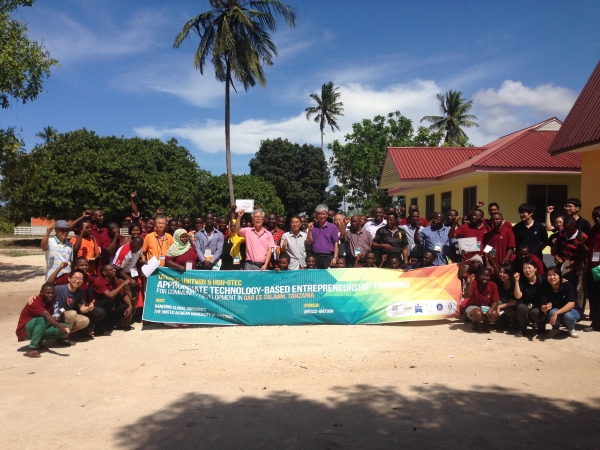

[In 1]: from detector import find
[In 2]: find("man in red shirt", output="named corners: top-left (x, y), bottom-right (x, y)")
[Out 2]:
top-left (483, 212), bottom-right (515, 265)
top-left (266, 212), bottom-right (285, 268)
top-left (16, 283), bottom-right (70, 358)
top-left (450, 209), bottom-right (487, 263)
top-left (91, 264), bottom-right (129, 335)
top-left (463, 267), bottom-right (500, 331)
top-left (510, 244), bottom-right (545, 276)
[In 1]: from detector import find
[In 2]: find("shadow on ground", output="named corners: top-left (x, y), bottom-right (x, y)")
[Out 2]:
top-left (0, 263), bottom-right (46, 282)
top-left (115, 384), bottom-right (600, 449)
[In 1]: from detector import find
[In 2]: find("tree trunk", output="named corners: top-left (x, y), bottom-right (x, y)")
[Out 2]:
top-left (321, 131), bottom-right (323, 151)
top-left (225, 60), bottom-right (235, 205)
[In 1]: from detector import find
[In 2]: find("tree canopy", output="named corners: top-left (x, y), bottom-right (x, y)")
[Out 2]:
top-left (420, 90), bottom-right (478, 145)
top-left (305, 81), bottom-right (344, 150)
top-left (173, 0), bottom-right (297, 205)
top-left (0, 0), bottom-right (58, 109)
top-left (200, 173), bottom-right (285, 217)
top-left (329, 111), bottom-right (442, 213)
top-left (0, 129), bottom-right (211, 221)
top-left (249, 138), bottom-right (329, 216)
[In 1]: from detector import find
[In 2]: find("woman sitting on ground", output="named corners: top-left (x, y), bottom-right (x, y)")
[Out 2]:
top-left (463, 267), bottom-right (499, 331)
top-left (514, 259), bottom-right (545, 337)
top-left (487, 257), bottom-right (518, 327)
top-left (165, 229), bottom-right (198, 272)
top-left (541, 266), bottom-right (580, 339)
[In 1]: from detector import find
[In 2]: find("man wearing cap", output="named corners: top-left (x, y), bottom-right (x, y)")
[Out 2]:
top-left (40, 212), bottom-right (90, 282)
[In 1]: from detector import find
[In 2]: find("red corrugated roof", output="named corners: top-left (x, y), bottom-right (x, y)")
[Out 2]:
top-left (385, 118), bottom-right (580, 183)
top-left (387, 147), bottom-right (485, 179)
top-left (548, 60), bottom-right (600, 154)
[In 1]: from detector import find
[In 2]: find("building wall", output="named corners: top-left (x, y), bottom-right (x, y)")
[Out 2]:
top-left (487, 173), bottom-right (581, 223)
top-left (397, 172), bottom-right (581, 224)
top-left (581, 150), bottom-right (600, 221)
top-left (400, 173), bottom-right (490, 219)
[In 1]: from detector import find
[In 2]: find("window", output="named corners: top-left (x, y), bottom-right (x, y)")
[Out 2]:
top-left (441, 192), bottom-right (452, 214)
top-left (462, 186), bottom-right (477, 217)
top-left (527, 185), bottom-right (568, 223)
top-left (410, 197), bottom-right (418, 208)
top-left (426, 194), bottom-right (435, 218)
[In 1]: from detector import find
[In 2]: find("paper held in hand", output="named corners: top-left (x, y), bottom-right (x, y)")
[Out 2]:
top-left (457, 237), bottom-right (478, 252)
top-left (235, 199), bottom-right (254, 213)
top-left (142, 256), bottom-right (161, 278)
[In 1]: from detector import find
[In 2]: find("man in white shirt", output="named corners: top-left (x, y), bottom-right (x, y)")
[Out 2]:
top-left (281, 216), bottom-right (307, 270)
top-left (363, 207), bottom-right (387, 239)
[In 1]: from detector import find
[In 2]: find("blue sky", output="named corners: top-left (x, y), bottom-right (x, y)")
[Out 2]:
top-left (4, 0), bottom-right (599, 175)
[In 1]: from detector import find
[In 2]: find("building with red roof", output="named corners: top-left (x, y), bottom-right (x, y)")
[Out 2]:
top-left (548, 60), bottom-right (600, 220)
top-left (380, 118), bottom-right (581, 223)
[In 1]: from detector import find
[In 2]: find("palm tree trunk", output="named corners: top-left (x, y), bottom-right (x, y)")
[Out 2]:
top-left (225, 59), bottom-right (235, 205)
top-left (321, 131), bottom-right (323, 151)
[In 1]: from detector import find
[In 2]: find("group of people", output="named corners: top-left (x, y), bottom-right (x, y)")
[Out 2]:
top-left (16, 192), bottom-right (600, 357)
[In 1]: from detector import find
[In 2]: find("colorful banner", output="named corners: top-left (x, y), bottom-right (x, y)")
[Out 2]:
top-left (142, 265), bottom-right (461, 326)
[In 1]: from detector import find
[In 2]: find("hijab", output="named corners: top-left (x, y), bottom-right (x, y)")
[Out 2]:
top-left (166, 228), bottom-right (190, 257)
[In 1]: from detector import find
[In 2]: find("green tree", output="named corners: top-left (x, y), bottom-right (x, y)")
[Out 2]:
top-left (35, 125), bottom-right (57, 145)
top-left (329, 111), bottom-right (442, 212)
top-left (200, 173), bottom-right (284, 217)
top-left (174, 0), bottom-right (296, 206)
top-left (305, 81), bottom-right (344, 150)
top-left (420, 90), bottom-right (478, 146)
top-left (249, 138), bottom-right (329, 215)
top-left (0, 129), bottom-right (211, 222)
top-left (0, 0), bottom-right (58, 109)
top-left (322, 185), bottom-right (345, 212)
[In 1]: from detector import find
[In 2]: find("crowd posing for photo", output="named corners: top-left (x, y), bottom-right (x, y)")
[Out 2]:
top-left (16, 192), bottom-right (600, 357)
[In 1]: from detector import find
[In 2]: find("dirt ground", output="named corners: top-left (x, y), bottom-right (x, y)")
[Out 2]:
top-left (1, 253), bottom-right (600, 449)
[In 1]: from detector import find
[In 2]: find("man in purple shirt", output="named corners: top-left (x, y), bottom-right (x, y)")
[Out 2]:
top-left (306, 204), bottom-right (339, 269)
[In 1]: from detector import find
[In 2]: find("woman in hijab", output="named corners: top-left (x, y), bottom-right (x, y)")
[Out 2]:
top-left (221, 219), bottom-right (245, 270)
top-left (165, 229), bottom-right (198, 271)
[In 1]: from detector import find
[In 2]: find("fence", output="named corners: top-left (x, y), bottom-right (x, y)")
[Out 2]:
top-left (13, 227), bottom-right (130, 237)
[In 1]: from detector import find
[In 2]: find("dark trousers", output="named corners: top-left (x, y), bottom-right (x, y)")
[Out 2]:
top-left (587, 273), bottom-right (600, 329)
top-left (80, 307), bottom-right (105, 334)
top-left (314, 253), bottom-right (334, 269)
top-left (516, 304), bottom-right (545, 332)
top-left (95, 298), bottom-right (127, 332)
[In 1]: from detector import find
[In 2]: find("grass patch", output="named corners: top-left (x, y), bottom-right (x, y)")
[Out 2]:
top-left (0, 238), bottom-right (42, 249)
top-left (6, 250), bottom-right (27, 257)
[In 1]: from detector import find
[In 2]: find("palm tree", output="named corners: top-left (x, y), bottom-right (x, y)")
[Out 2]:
top-left (420, 90), bottom-right (478, 146)
top-left (35, 126), bottom-right (57, 145)
top-left (174, 0), bottom-right (296, 205)
top-left (305, 81), bottom-right (344, 150)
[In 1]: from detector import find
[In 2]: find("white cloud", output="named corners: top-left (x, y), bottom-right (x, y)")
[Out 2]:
top-left (31, 9), bottom-right (169, 63)
top-left (133, 79), bottom-right (442, 154)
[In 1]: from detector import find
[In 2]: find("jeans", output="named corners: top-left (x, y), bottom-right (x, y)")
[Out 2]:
top-left (24, 316), bottom-right (70, 349)
top-left (548, 308), bottom-right (580, 331)
top-left (516, 304), bottom-right (545, 332)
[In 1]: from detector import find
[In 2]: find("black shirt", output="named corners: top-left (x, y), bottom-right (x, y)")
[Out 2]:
top-left (374, 226), bottom-right (408, 258)
top-left (576, 217), bottom-right (592, 236)
top-left (495, 278), bottom-right (515, 303)
top-left (540, 281), bottom-right (579, 312)
top-left (512, 221), bottom-right (549, 260)
top-left (517, 275), bottom-right (543, 307)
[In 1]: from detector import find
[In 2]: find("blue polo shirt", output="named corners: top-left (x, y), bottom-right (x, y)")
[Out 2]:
top-left (419, 225), bottom-right (453, 266)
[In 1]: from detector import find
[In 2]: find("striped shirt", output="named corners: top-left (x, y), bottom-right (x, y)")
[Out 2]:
top-left (44, 236), bottom-right (73, 280)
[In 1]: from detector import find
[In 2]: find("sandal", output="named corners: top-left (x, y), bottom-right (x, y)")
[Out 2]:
top-left (37, 343), bottom-right (49, 351)
top-left (24, 349), bottom-right (41, 358)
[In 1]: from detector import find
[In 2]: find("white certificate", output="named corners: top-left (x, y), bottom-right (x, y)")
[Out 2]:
top-left (457, 237), bottom-right (478, 252)
top-left (235, 199), bottom-right (254, 213)
top-left (141, 256), bottom-right (160, 277)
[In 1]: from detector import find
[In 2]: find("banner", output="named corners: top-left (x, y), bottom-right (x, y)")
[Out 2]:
top-left (142, 265), bottom-right (461, 326)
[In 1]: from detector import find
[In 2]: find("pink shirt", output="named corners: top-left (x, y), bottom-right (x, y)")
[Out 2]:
top-left (237, 227), bottom-right (275, 263)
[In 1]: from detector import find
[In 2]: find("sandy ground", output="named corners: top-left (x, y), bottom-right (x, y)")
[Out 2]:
top-left (1, 253), bottom-right (600, 449)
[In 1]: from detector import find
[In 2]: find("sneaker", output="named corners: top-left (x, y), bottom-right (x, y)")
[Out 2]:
top-left (515, 330), bottom-right (524, 337)
top-left (583, 326), bottom-right (596, 332)
top-left (546, 329), bottom-right (559, 339)
top-left (55, 338), bottom-right (73, 346)
top-left (470, 322), bottom-right (480, 332)
top-left (569, 329), bottom-right (579, 338)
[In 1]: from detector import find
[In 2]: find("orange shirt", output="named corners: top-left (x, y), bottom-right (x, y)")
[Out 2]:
top-left (70, 236), bottom-right (100, 275)
top-left (142, 232), bottom-right (174, 267)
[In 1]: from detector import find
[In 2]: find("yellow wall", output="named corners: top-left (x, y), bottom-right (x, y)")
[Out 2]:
top-left (581, 150), bottom-right (600, 221)
top-left (488, 173), bottom-right (581, 223)
top-left (401, 173), bottom-right (489, 218)
top-left (398, 172), bottom-right (581, 223)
